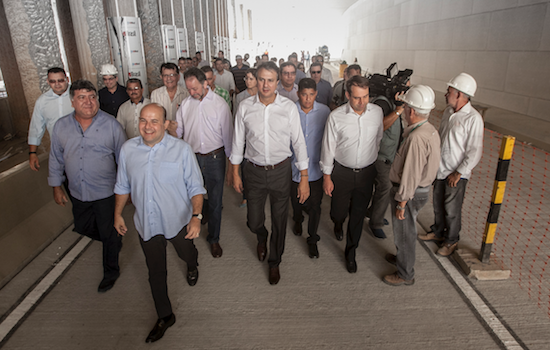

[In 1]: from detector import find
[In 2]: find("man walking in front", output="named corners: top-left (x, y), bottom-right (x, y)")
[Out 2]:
top-left (114, 103), bottom-right (206, 343)
top-left (419, 73), bottom-right (484, 257)
top-left (230, 61), bottom-right (310, 285)
top-left (49, 79), bottom-right (126, 292)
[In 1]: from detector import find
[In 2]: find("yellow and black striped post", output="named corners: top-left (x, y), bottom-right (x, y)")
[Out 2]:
top-left (480, 135), bottom-right (515, 263)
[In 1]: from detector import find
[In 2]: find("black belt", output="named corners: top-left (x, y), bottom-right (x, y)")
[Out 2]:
top-left (248, 157), bottom-right (289, 170)
top-left (336, 161), bottom-right (371, 173)
top-left (196, 146), bottom-right (224, 157)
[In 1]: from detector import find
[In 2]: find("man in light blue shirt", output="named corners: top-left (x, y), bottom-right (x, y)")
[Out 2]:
top-left (114, 103), bottom-right (206, 343)
top-left (48, 79), bottom-right (127, 293)
top-left (28, 67), bottom-right (73, 171)
top-left (290, 78), bottom-right (330, 259)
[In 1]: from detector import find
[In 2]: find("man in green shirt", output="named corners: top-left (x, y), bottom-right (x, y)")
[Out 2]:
top-left (201, 66), bottom-right (231, 109)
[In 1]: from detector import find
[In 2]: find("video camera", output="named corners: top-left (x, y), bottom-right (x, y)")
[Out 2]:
top-left (367, 62), bottom-right (413, 115)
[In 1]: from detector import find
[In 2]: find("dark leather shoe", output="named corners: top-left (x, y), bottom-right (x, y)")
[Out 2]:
top-left (98, 272), bottom-right (120, 293)
top-left (346, 257), bottom-right (357, 273)
top-left (385, 253), bottom-right (397, 266)
top-left (334, 224), bottom-right (343, 241)
top-left (257, 242), bottom-right (267, 262)
top-left (371, 227), bottom-right (387, 239)
top-left (187, 267), bottom-right (199, 286)
top-left (269, 267), bottom-right (280, 285)
top-left (293, 221), bottom-right (302, 236)
top-left (145, 313), bottom-right (176, 343)
top-left (308, 244), bottom-right (319, 259)
top-left (211, 243), bottom-right (223, 258)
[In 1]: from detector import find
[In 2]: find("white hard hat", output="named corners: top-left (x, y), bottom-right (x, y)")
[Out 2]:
top-left (398, 85), bottom-right (436, 113)
top-left (99, 64), bottom-right (118, 76)
top-left (447, 72), bottom-right (476, 97)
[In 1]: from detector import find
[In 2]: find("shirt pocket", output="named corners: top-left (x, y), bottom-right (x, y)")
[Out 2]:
top-left (159, 162), bottom-right (180, 183)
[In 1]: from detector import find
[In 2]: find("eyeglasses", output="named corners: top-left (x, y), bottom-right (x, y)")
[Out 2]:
top-left (103, 77), bottom-right (116, 81)
top-left (162, 74), bottom-right (177, 78)
top-left (127, 86), bottom-right (141, 90)
top-left (282, 71), bottom-right (296, 76)
top-left (311, 71), bottom-right (321, 74)
top-left (48, 79), bottom-right (66, 83)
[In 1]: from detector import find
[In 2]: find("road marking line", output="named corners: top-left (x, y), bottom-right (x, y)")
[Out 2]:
top-left (0, 237), bottom-right (91, 343)
top-left (435, 251), bottom-right (523, 350)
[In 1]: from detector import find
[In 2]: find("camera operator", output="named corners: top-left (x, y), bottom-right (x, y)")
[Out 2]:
top-left (367, 64), bottom-right (412, 239)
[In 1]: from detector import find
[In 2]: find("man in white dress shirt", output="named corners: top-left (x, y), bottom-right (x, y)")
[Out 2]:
top-left (230, 61), bottom-right (310, 285)
top-left (172, 67), bottom-right (233, 258)
top-left (419, 73), bottom-right (484, 257)
top-left (116, 78), bottom-right (150, 139)
top-left (28, 67), bottom-right (73, 171)
top-left (320, 75), bottom-right (383, 273)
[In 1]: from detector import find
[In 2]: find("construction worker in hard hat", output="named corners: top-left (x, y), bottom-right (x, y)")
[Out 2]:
top-left (418, 72), bottom-right (484, 257)
top-left (383, 85), bottom-right (441, 286)
top-left (98, 63), bottom-right (129, 117)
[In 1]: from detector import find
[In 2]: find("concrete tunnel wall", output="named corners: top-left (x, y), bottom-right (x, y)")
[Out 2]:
top-left (342, 0), bottom-right (550, 123)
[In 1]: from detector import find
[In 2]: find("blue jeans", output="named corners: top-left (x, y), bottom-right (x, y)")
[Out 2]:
top-left (195, 148), bottom-right (226, 244)
top-left (391, 186), bottom-right (429, 281)
top-left (431, 178), bottom-right (468, 245)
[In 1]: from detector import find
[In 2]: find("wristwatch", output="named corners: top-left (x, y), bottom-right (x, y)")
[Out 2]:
top-left (192, 213), bottom-right (203, 220)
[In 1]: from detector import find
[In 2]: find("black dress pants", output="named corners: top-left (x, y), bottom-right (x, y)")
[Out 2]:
top-left (243, 159), bottom-right (291, 268)
top-left (330, 162), bottom-right (377, 261)
top-left (290, 178), bottom-right (323, 244)
top-left (71, 195), bottom-right (122, 280)
top-left (139, 226), bottom-right (198, 319)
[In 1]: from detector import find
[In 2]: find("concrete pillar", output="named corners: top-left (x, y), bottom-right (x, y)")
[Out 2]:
top-left (183, 0), bottom-right (197, 57)
top-left (2, 0), bottom-right (65, 136)
top-left (68, 0), bottom-right (111, 88)
top-left (136, 0), bottom-right (164, 90)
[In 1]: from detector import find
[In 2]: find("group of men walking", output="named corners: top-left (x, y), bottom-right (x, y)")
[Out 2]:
top-left (28, 53), bottom-right (483, 342)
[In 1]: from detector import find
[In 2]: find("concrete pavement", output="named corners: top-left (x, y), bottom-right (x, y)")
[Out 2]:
top-left (1, 182), bottom-right (549, 349)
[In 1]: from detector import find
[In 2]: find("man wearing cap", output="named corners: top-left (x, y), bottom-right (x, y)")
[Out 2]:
top-left (419, 73), bottom-right (484, 257)
top-left (231, 55), bottom-right (248, 94)
top-left (98, 64), bottom-right (129, 117)
top-left (382, 85), bottom-right (441, 286)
